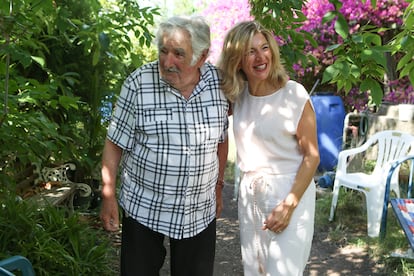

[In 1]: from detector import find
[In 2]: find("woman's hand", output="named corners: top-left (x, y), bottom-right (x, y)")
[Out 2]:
top-left (262, 198), bottom-right (296, 233)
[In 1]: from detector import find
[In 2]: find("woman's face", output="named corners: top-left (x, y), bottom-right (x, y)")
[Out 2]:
top-left (240, 33), bottom-right (272, 84)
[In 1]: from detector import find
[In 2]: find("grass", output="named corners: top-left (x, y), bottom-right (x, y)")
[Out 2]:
top-left (315, 187), bottom-right (414, 275)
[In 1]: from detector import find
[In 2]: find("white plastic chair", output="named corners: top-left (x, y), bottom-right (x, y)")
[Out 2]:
top-left (329, 130), bottom-right (414, 237)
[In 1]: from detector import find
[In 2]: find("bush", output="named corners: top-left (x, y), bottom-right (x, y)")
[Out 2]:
top-left (0, 190), bottom-right (116, 275)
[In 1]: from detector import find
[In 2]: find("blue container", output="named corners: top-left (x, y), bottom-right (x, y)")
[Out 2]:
top-left (311, 93), bottom-right (345, 172)
top-left (318, 172), bottom-right (336, 188)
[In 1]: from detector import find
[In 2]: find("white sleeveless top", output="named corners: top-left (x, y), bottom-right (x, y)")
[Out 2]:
top-left (233, 80), bottom-right (312, 175)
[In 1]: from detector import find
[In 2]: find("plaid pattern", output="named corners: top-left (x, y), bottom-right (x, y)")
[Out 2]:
top-left (107, 61), bottom-right (229, 239)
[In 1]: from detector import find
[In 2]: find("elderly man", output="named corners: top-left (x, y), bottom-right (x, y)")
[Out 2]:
top-left (100, 16), bottom-right (229, 276)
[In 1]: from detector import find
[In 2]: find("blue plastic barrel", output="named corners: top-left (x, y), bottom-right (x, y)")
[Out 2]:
top-left (311, 93), bottom-right (345, 172)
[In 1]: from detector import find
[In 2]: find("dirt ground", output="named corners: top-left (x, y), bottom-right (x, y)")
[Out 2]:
top-left (110, 180), bottom-right (387, 275)
top-left (192, 182), bottom-right (386, 276)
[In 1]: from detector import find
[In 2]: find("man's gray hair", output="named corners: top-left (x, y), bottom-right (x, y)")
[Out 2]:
top-left (155, 16), bottom-right (210, 65)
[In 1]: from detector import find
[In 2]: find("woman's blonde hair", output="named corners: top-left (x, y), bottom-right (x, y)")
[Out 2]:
top-left (217, 21), bottom-right (288, 102)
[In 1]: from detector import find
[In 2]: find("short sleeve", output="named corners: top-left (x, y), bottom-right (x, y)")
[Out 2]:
top-left (106, 80), bottom-right (137, 151)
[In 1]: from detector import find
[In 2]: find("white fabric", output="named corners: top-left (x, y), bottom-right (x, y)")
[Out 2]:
top-left (238, 173), bottom-right (315, 276)
top-left (233, 80), bottom-right (315, 275)
top-left (233, 80), bottom-right (311, 175)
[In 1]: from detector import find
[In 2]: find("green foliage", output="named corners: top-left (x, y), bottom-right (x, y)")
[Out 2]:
top-left (320, 0), bottom-right (414, 106)
top-left (390, 0), bottom-right (414, 86)
top-left (322, 24), bottom-right (389, 106)
top-left (0, 0), bottom-right (159, 185)
top-left (0, 190), bottom-right (116, 275)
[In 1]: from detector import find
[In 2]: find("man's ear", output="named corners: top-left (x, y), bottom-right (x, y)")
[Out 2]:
top-left (198, 49), bottom-right (209, 65)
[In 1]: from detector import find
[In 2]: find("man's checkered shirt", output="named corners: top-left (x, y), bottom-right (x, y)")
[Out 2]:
top-left (107, 61), bottom-right (229, 239)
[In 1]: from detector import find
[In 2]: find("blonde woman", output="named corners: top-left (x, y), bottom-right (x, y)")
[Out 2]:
top-left (218, 21), bottom-right (320, 275)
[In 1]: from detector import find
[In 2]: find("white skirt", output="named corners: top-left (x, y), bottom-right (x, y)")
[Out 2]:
top-left (238, 172), bottom-right (315, 276)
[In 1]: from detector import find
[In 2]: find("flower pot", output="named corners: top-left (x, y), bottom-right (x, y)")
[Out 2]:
top-left (398, 104), bottom-right (414, 121)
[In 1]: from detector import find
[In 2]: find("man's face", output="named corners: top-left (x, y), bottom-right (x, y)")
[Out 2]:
top-left (159, 29), bottom-right (201, 92)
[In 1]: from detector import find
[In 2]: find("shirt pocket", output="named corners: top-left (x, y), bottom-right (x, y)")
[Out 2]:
top-left (143, 108), bottom-right (173, 123)
top-left (140, 108), bottom-right (174, 139)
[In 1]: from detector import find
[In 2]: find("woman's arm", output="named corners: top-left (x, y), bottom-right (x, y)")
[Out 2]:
top-left (263, 100), bottom-right (320, 232)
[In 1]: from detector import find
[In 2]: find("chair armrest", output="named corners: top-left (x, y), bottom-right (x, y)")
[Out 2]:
top-left (0, 255), bottom-right (34, 276)
top-left (389, 155), bottom-right (414, 167)
top-left (336, 138), bottom-right (377, 172)
top-left (384, 155), bottom-right (414, 203)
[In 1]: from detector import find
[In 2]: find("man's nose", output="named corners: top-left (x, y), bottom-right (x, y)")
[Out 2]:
top-left (163, 52), bottom-right (175, 68)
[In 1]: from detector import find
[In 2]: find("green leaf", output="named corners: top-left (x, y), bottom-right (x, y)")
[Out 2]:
top-left (92, 50), bottom-right (100, 66)
top-left (325, 0), bottom-right (343, 10)
top-left (322, 64), bottom-right (341, 83)
top-left (362, 33), bottom-right (382, 46)
top-left (409, 68), bottom-right (414, 86)
top-left (335, 14), bottom-right (349, 39)
top-left (31, 56), bottom-right (45, 68)
top-left (361, 49), bottom-right (387, 68)
top-left (325, 44), bottom-right (342, 52)
top-left (18, 95), bottom-right (38, 105)
top-left (322, 11), bottom-right (336, 24)
top-left (350, 64), bottom-right (361, 79)
top-left (397, 52), bottom-right (413, 71)
top-left (292, 10), bottom-right (307, 23)
top-left (360, 78), bottom-right (383, 105)
top-left (344, 81), bottom-right (353, 93)
top-left (400, 61), bottom-right (414, 77)
top-left (59, 95), bottom-right (79, 110)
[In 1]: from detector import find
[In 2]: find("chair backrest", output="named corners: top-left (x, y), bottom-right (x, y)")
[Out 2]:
top-left (369, 131), bottom-right (414, 175)
top-left (33, 163), bottom-right (77, 185)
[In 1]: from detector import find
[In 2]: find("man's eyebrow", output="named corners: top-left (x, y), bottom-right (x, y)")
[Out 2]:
top-left (175, 48), bottom-right (186, 56)
top-left (159, 45), bottom-right (186, 56)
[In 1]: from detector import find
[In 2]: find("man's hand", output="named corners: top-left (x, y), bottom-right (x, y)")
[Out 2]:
top-left (215, 185), bottom-right (224, 218)
top-left (100, 195), bottom-right (120, 232)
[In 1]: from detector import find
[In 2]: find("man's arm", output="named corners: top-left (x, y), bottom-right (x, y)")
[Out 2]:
top-left (100, 138), bottom-right (123, 231)
top-left (215, 137), bottom-right (228, 218)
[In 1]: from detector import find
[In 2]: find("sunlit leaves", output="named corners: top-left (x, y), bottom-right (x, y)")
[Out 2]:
top-left (321, 19), bottom-right (392, 106)
top-left (31, 56), bottom-right (45, 68)
top-left (0, 0), bottom-right (161, 186)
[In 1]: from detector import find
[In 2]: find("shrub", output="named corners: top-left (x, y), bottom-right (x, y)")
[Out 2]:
top-left (0, 190), bottom-right (116, 275)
